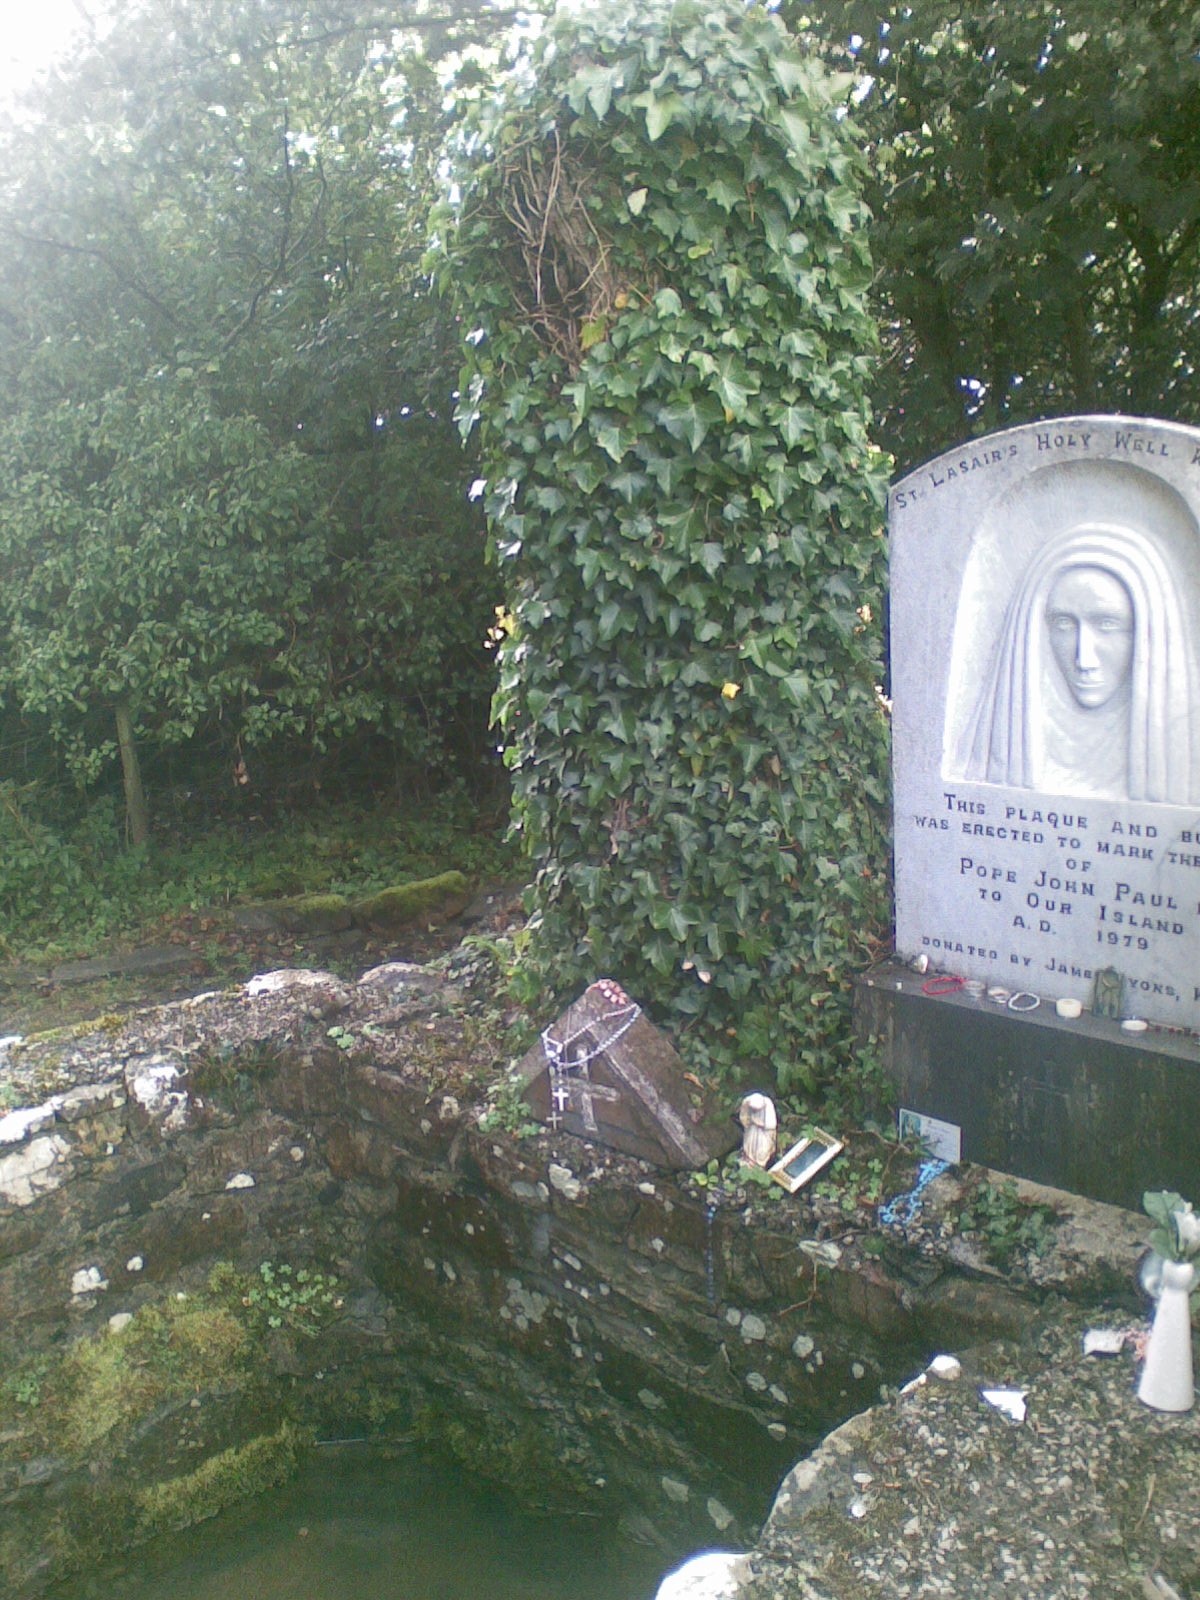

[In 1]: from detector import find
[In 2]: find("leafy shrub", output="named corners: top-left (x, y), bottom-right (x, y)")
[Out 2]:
top-left (440, 0), bottom-right (890, 1089)
top-left (0, 782), bottom-right (86, 939)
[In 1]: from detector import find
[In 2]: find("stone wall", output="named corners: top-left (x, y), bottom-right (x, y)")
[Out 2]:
top-left (0, 968), bottom-right (1139, 1594)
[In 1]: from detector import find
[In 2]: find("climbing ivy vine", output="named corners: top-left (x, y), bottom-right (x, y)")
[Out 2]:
top-left (439, 0), bottom-right (890, 1090)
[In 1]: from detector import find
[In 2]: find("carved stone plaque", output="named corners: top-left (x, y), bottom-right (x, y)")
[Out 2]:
top-left (891, 416), bottom-right (1200, 1028)
top-left (514, 982), bottom-right (736, 1169)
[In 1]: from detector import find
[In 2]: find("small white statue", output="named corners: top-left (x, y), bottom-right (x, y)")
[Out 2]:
top-left (737, 1092), bottom-right (777, 1169)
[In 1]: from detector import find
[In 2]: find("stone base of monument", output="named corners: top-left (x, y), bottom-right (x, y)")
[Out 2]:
top-left (856, 963), bottom-right (1200, 1210)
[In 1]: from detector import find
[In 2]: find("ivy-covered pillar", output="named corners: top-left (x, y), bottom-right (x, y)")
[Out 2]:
top-left (440, 0), bottom-right (890, 1091)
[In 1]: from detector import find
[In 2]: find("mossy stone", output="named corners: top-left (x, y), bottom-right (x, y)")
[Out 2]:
top-left (134, 1421), bottom-right (305, 1539)
top-left (234, 893), bottom-right (354, 935)
top-left (351, 871), bottom-right (470, 932)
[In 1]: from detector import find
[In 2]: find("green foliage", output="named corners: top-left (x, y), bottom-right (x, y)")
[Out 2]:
top-left (801, 1030), bottom-right (896, 1128)
top-left (11, 1296), bottom-right (252, 1457)
top-left (439, 0), bottom-right (890, 1091)
top-left (812, 1152), bottom-right (886, 1213)
top-left (794, 0), bottom-right (1200, 471)
top-left (236, 1261), bottom-right (343, 1339)
top-left (954, 1178), bottom-right (1059, 1270)
top-left (0, 387), bottom-right (333, 780)
top-left (478, 1071), bottom-right (543, 1138)
top-left (1143, 1191), bottom-right (1200, 1263)
top-left (0, 790), bottom-right (515, 958)
top-left (691, 1151), bottom-right (785, 1201)
top-left (1, 1356), bottom-right (49, 1411)
top-left (0, 0), bottom-right (500, 819)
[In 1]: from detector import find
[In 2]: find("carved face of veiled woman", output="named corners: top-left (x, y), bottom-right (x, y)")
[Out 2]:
top-left (1045, 564), bottom-right (1135, 710)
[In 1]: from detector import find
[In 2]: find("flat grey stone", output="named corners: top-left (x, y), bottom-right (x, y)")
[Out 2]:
top-left (357, 961), bottom-right (446, 995)
top-left (50, 947), bottom-right (194, 985)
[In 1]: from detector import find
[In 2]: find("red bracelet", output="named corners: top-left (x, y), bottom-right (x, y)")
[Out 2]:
top-left (922, 974), bottom-right (965, 996)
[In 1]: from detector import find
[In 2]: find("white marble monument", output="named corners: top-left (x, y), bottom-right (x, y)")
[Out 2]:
top-left (891, 416), bottom-right (1200, 1029)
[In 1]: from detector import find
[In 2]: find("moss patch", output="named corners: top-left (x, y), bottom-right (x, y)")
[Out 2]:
top-left (0, 1293), bottom-right (251, 1459)
top-left (134, 1421), bottom-right (305, 1539)
top-left (271, 893), bottom-right (355, 934)
top-left (352, 871), bottom-right (470, 931)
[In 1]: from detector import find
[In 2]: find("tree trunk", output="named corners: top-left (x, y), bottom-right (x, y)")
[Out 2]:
top-left (115, 700), bottom-right (150, 849)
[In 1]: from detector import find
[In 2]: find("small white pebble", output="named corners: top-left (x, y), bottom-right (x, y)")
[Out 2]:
top-left (225, 1172), bottom-right (255, 1190)
top-left (929, 1354), bottom-right (962, 1381)
top-left (125, 1255), bottom-right (144, 1273)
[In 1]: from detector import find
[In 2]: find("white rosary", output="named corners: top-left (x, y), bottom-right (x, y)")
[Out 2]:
top-left (541, 983), bottom-right (641, 1129)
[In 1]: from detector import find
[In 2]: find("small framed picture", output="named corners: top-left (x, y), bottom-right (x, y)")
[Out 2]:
top-left (768, 1128), bottom-right (844, 1193)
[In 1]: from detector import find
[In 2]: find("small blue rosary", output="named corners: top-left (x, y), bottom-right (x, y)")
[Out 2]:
top-left (878, 1157), bottom-right (950, 1230)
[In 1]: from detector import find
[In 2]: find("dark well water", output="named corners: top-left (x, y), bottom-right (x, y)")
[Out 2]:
top-left (51, 1446), bottom-right (711, 1600)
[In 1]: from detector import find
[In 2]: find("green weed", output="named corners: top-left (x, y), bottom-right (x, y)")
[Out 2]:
top-left (236, 1261), bottom-right (343, 1339)
top-left (478, 1071), bottom-right (542, 1138)
top-left (0, 790), bottom-right (518, 961)
top-left (954, 1179), bottom-right (1059, 1269)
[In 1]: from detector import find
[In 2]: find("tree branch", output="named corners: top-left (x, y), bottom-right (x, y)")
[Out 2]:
top-left (1, 225), bottom-right (179, 329)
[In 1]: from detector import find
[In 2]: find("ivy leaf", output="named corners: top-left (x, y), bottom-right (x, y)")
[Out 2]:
top-left (581, 317), bottom-right (609, 352)
top-left (697, 542), bottom-right (726, 576)
top-left (824, 187), bottom-right (862, 233)
top-left (597, 602), bottom-right (624, 642)
top-left (626, 187), bottom-right (649, 216)
top-left (771, 53), bottom-right (810, 96)
top-left (777, 404), bottom-right (814, 447)
top-left (642, 91), bottom-right (687, 142)
top-left (774, 108), bottom-right (812, 160)
top-left (712, 355), bottom-right (759, 418)
top-left (657, 393), bottom-right (721, 451)
top-left (594, 424), bottom-right (626, 462)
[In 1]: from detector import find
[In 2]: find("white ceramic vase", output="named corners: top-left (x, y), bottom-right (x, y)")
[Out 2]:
top-left (1137, 1258), bottom-right (1196, 1413)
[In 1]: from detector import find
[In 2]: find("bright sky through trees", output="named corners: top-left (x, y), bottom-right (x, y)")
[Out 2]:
top-left (0, 0), bottom-right (92, 105)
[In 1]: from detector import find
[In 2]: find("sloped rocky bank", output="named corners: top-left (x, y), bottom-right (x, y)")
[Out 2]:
top-left (0, 957), bottom-right (1181, 1596)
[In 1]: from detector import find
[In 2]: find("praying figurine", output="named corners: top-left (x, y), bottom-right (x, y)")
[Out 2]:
top-left (1092, 966), bottom-right (1123, 1020)
top-left (738, 1092), bottom-right (777, 1169)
